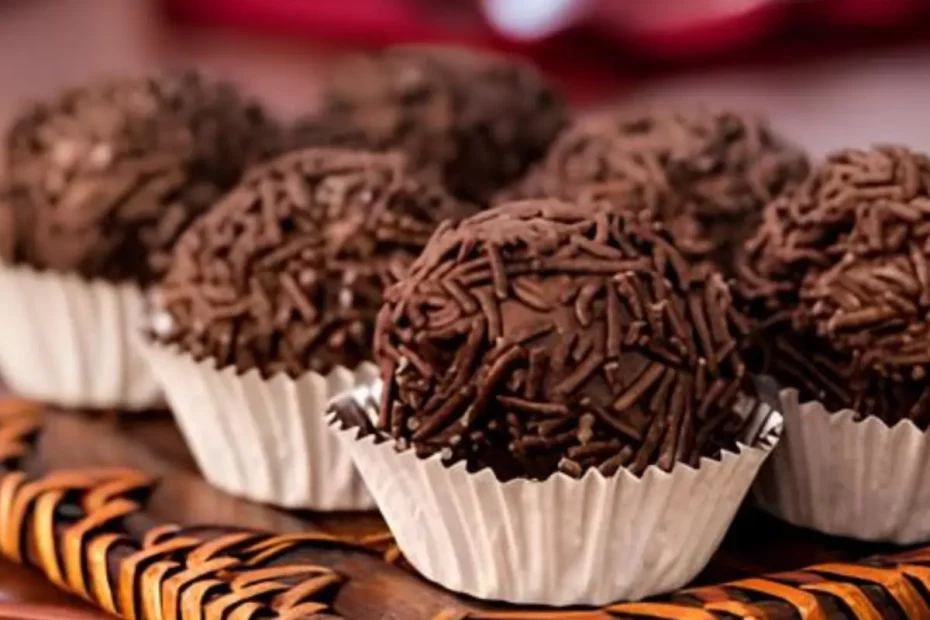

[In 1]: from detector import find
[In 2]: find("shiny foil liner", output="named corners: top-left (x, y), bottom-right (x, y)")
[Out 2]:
top-left (327, 379), bottom-right (783, 605)
top-left (140, 339), bottom-right (377, 510)
top-left (753, 383), bottom-right (930, 544)
top-left (0, 265), bottom-right (162, 410)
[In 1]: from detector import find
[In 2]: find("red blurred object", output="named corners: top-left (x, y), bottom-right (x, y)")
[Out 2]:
top-left (162, 0), bottom-right (929, 55)
top-left (161, 0), bottom-right (500, 47)
top-left (590, 0), bottom-right (925, 56)
top-left (592, 1), bottom-right (794, 59)
top-left (160, 0), bottom-right (930, 99)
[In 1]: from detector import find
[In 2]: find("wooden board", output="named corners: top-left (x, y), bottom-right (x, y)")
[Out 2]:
top-left (5, 404), bottom-right (926, 619)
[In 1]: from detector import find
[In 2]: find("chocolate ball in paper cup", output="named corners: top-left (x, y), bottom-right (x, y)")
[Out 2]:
top-left (0, 71), bottom-right (280, 410)
top-left (328, 200), bottom-right (782, 605)
top-left (141, 147), bottom-right (471, 510)
top-left (738, 146), bottom-right (930, 543)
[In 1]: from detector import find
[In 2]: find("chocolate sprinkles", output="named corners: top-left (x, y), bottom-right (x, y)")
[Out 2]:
top-left (374, 199), bottom-right (748, 481)
top-left (5, 71), bottom-right (281, 284)
top-left (498, 105), bottom-right (808, 276)
top-left (153, 148), bottom-right (466, 378)
top-left (737, 145), bottom-right (930, 427)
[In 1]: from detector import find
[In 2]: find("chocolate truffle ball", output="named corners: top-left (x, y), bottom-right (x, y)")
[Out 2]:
top-left (736, 145), bottom-right (930, 425)
top-left (374, 200), bottom-right (750, 481)
top-left (154, 148), bottom-right (467, 378)
top-left (501, 106), bottom-right (809, 273)
top-left (5, 71), bottom-right (281, 285)
top-left (317, 46), bottom-right (569, 204)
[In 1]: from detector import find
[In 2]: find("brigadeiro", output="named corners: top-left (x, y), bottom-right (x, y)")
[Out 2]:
top-left (739, 145), bottom-right (930, 544)
top-left (313, 46), bottom-right (569, 204)
top-left (500, 106), bottom-right (809, 275)
top-left (0, 71), bottom-right (280, 409)
top-left (141, 147), bottom-right (469, 510)
top-left (328, 200), bottom-right (782, 604)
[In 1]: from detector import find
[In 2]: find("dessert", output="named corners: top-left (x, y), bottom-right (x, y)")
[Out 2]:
top-left (374, 200), bottom-right (750, 480)
top-left (317, 46), bottom-right (568, 204)
top-left (502, 106), bottom-right (808, 273)
top-left (154, 147), bottom-right (468, 377)
top-left (5, 70), bottom-right (280, 284)
top-left (738, 145), bottom-right (930, 425)
top-left (740, 145), bottom-right (930, 543)
top-left (0, 70), bottom-right (279, 410)
top-left (142, 148), bottom-right (465, 510)
top-left (329, 199), bottom-right (782, 604)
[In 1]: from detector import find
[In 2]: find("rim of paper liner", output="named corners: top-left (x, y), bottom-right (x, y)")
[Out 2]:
top-left (141, 336), bottom-right (381, 437)
top-left (139, 333), bottom-right (376, 383)
top-left (139, 338), bottom-right (378, 510)
top-left (752, 382), bottom-right (930, 544)
top-left (327, 380), bottom-right (783, 605)
top-left (750, 373), bottom-right (928, 433)
top-left (332, 413), bottom-right (779, 482)
top-left (0, 263), bottom-right (162, 410)
top-left (328, 379), bottom-right (783, 484)
top-left (791, 385), bottom-right (928, 433)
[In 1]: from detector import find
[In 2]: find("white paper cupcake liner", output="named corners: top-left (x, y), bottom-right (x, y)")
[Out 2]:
top-left (140, 339), bottom-right (377, 511)
top-left (752, 383), bottom-right (930, 544)
top-left (328, 380), bottom-right (783, 605)
top-left (0, 265), bottom-right (162, 410)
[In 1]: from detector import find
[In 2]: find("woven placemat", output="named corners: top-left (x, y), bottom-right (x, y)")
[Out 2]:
top-left (0, 398), bottom-right (925, 619)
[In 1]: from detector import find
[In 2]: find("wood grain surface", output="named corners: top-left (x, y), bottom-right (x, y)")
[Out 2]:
top-left (0, 560), bottom-right (101, 610)
top-left (0, 604), bottom-right (113, 620)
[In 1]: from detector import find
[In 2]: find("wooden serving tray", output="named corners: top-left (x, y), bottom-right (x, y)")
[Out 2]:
top-left (2, 397), bottom-right (929, 619)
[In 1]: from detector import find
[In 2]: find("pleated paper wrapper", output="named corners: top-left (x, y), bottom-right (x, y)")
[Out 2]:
top-left (328, 380), bottom-right (784, 605)
top-left (753, 386), bottom-right (930, 544)
top-left (0, 265), bottom-right (162, 410)
top-left (141, 339), bottom-right (377, 510)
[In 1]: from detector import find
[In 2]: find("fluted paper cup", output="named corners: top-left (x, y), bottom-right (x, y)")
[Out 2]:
top-left (328, 380), bottom-right (783, 605)
top-left (140, 339), bottom-right (377, 510)
top-left (0, 265), bottom-right (162, 410)
top-left (753, 385), bottom-right (930, 544)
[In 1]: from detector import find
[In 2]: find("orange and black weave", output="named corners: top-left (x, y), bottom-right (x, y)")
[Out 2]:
top-left (1, 398), bottom-right (929, 619)
top-left (0, 399), bottom-right (347, 619)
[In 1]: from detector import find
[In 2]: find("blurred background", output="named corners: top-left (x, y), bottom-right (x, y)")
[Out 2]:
top-left (2, 0), bottom-right (930, 160)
